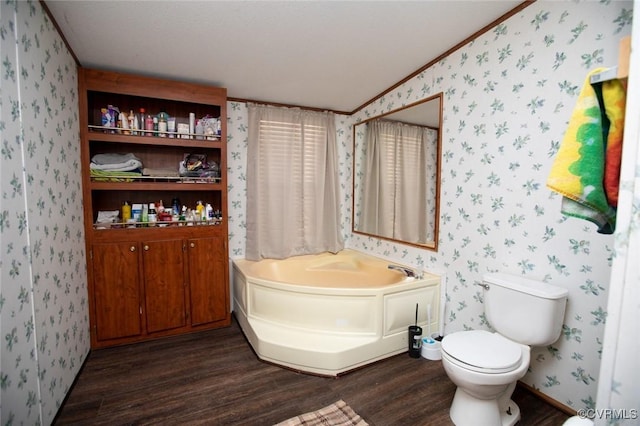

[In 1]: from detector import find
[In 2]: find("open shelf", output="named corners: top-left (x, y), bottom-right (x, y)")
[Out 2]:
top-left (80, 67), bottom-right (231, 348)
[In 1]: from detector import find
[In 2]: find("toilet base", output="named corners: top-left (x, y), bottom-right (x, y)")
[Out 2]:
top-left (450, 387), bottom-right (521, 426)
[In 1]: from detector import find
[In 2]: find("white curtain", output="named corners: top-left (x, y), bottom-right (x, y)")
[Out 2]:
top-left (246, 104), bottom-right (343, 260)
top-left (361, 120), bottom-right (437, 244)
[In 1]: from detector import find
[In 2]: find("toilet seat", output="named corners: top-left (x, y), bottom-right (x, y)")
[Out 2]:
top-left (442, 330), bottom-right (523, 373)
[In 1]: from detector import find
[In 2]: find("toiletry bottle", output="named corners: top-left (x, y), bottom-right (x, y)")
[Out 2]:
top-left (121, 201), bottom-right (131, 223)
top-left (137, 108), bottom-right (147, 130)
top-left (171, 198), bottom-right (181, 216)
top-left (101, 108), bottom-right (109, 132)
top-left (179, 205), bottom-right (187, 225)
top-left (168, 117), bottom-right (176, 138)
top-left (131, 203), bottom-right (142, 223)
top-left (139, 108), bottom-right (146, 135)
top-left (119, 112), bottom-right (129, 135)
top-left (145, 113), bottom-right (154, 137)
top-left (186, 208), bottom-right (194, 226)
top-left (205, 203), bottom-right (213, 222)
top-left (189, 113), bottom-right (195, 138)
top-left (158, 112), bottom-right (168, 137)
top-left (195, 120), bottom-right (204, 140)
top-left (148, 202), bottom-right (157, 226)
top-left (159, 200), bottom-right (170, 222)
top-left (195, 201), bottom-right (204, 222)
top-left (108, 105), bottom-right (118, 132)
top-left (132, 114), bottom-right (139, 135)
top-left (141, 204), bottom-right (149, 227)
top-left (128, 110), bottom-right (135, 133)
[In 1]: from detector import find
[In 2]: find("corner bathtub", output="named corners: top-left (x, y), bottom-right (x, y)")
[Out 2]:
top-left (232, 249), bottom-right (440, 376)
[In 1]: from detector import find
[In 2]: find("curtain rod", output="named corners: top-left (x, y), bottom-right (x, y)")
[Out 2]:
top-left (227, 97), bottom-right (350, 116)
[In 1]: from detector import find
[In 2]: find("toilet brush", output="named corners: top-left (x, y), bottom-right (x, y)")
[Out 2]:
top-left (408, 303), bottom-right (422, 358)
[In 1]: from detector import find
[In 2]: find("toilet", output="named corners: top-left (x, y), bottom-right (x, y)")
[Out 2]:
top-left (441, 273), bottom-right (568, 426)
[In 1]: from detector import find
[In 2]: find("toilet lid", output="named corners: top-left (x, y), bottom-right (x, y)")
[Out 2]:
top-left (442, 330), bottom-right (522, 373)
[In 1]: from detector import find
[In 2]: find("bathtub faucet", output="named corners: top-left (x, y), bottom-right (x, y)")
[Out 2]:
top-left (388, 265), bottom-right (423, 279)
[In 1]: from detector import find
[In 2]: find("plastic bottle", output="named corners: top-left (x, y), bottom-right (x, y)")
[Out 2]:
top-left (141, 204), bottom-right (149, 227)
top-left (158, 112), bottom-right (168, 137)
top-left (179, 205), bottom-right (187, 226)
top-left (132, 114), bottom-right (139, 135)
top-left (168, 117), bottom-right (176, 138)
top-left (145, 113), bottom-right (154, 137)
top-left (195, 120), bottom-right (204, 140)
top-left (121, 201), bottom-right (131, 223)
top-left (119, 112), bottom-right (129, 135)
top-left (148, 203), bottom-right (157, 226)
top-left (171, 198), bottom-right (181, 215)
top-left (205, 203), bottom-right (213, 222)
top-left (189, 113), bottom-right (195, 138)
top-left (195, 201), bottom-right (204, 222)
top-left (128, 110), bottom-right (135, 134)
top-left (139, 108), bottom-right (146, 135)
top-left (186, 208), bottom-right (194, 226)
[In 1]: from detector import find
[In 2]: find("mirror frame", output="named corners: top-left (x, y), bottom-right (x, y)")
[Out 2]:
top-left (351, 93), bottom-right (443, 251)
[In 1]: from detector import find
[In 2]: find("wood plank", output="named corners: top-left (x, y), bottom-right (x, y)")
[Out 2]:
top-left (54, 316), bottom-right (571, 425)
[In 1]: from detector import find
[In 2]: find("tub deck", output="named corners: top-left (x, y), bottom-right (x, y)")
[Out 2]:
top-left (236, 251), bottom-right (410, 287)
top-left (232, 250), bottom-right (441, 376)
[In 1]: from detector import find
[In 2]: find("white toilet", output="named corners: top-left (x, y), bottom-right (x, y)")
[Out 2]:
top-left (441, 273), bottom-right (568, 426)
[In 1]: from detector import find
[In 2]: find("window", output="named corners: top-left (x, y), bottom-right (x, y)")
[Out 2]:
top-left (246, 104), bottom-right (343, 260)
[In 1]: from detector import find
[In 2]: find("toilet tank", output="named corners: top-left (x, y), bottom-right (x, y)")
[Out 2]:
top-left (483, 273), bottom-right (568, 346)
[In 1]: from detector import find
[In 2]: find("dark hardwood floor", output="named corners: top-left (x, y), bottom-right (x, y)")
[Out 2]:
top-left (54, 317), bottom-right (570, 425)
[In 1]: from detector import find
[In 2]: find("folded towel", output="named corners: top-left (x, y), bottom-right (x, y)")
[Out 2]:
top-left (90, 153), bottom-right (143, 171)
top-left (91, 153), bottom-right (141, 165)
top-left (90, 169), bottom-right (142, 182)
top-left (547, 68), bottom-right (619, 234)
top-left (90, 159), bottom-right (143, 172)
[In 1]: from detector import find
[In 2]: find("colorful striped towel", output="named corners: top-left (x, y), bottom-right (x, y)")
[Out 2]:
top-left (602, 77), bottom-right (627, 207)
top-left (547, 68), bottom-right (626, 234)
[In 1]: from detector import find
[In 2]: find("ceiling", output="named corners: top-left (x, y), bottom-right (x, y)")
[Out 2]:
top-left (44, 1), bottom-right (525, 114)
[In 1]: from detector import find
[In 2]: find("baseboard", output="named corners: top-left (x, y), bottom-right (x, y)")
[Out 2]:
top-left (517, 381), bottom-right (577, 417)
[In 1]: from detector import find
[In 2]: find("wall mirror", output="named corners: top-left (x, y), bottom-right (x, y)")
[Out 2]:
top-left (352, 93), bottom-right (442, 250)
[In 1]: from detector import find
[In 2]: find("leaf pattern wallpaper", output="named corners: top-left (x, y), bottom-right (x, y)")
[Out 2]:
top-left (228, 0), bottom-right (635, 416)
top-left (1, 0), bottom-right (637, 424)
top-left (1, 1), bottom-right (89, 424)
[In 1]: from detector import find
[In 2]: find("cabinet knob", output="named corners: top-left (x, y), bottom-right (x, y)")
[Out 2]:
top-left (130, 246), bottom-right (136, 252)
top-left (190, 242), bottom-right (196, 248)
top-left (144, 245), bottom-right (149, 251)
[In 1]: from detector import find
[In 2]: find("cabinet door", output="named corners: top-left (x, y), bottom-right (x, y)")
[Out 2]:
top-left (187, 236), bottom-right (228, 326)
top-left (92, 242), bottom-right (143, 341)
top-left (142, 239), bottom-right (188, 333)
